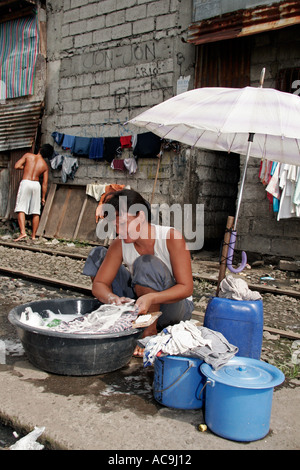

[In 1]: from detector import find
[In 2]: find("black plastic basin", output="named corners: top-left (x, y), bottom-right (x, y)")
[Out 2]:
top-left (8, 298), bottom-right (143, 376)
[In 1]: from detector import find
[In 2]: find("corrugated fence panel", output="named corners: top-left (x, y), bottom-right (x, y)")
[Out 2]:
top-left (0, 101), bottom-right (43, 152)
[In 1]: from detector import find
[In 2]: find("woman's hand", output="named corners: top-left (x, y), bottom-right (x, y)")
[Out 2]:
top-left (135, 293), bottom-right (155, 314)
top-left (107, 294), bottom-right (133, 305)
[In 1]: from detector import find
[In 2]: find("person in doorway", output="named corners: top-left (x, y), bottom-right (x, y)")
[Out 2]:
top-left (88, 189), bottom-right (194, 357)
top-left (14, 144), bottom-right (54, 241)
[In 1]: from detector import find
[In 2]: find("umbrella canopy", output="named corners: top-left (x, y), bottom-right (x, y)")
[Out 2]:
top-left (128, 84), bottom-right (300, 274)
top-left (129, 86), bottom-right (300, 166)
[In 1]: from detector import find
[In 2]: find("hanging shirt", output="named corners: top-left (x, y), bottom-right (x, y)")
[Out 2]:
top-left (72, 136), bottom-right (92, 156)
top-left (89, 138), bottom-right (104, 160)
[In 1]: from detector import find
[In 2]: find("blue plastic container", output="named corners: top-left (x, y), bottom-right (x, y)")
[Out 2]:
top-left (153, 355), bottom-right (204, 409)
top-left (204, 297), bottom-right (263, 359)
top-left (201, 357), bottom-right (285, 442)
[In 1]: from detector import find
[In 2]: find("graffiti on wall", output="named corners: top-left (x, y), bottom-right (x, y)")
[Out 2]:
top-left (82, 42), bottom-right (158, 71)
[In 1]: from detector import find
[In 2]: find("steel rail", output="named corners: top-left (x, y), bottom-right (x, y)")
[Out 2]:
top-left (0, 241), bottom-right (300, 299)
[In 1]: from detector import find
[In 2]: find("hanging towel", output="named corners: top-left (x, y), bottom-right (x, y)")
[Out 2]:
top-left (86, 183), bottom-right (107, 201)
top-left (133, 132), bottom-right (161, 159)
top-left (120, 136), bottom-right (132, 148)
top-left (124, 157), bottom-right (137, 175)
top-left (111, 159), bottom-right (126, 171)
top-left (89, 137), bottom-right (104, 160)
top-left (266, 162), bottom-right (281, 199)
top-left (103, 137), bottom-right (121, 163)
top-left (62, 134), bottom-right (75, 150)
top-left (51, 131), bottom-right (64, 146)
top-left (72, 136), bottom-right (92, 156)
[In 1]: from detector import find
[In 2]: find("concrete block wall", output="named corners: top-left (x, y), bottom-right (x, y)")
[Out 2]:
top-left (43, 0), bottom-right (240, 249)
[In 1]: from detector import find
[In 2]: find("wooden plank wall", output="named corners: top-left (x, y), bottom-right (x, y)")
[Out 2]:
top-left (36, 184), bottom-right (98, 242)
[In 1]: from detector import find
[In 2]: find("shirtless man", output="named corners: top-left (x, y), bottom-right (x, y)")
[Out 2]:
top-left (14, 144), bottom-right (54, 241)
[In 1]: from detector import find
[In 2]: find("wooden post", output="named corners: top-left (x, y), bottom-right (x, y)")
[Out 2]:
top-left (151, 154), bottom-right (161, 204)
top-left (216, 216), bottom-right (234, 296)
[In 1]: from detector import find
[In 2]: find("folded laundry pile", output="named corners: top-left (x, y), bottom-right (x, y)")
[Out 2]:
top-left (218, 274), bottom-right (262, 301)
top-left (19, 303), bottom-right (139, 335)
top-left (138, 320), bottom-right (238, 369)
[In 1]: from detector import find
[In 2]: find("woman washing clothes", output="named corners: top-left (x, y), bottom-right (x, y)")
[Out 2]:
top-left (86, 189), bottom-right (194, 357)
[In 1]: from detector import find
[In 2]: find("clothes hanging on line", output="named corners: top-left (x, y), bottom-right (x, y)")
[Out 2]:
top-left (72, 136), bottom-right (92, 156)
top-left (133, 132), bottom-right (162, 159)
top-left (124, 157), bottom-right (137, 174)
top-left (51, 131), bottom-right (164, 164)
top-left (89, 137), bottom-right (104, 160)
top-left (51, 131), bottom-right (64, 145)
top-left (111, 158), bottom-right (126, 171)
top-left (103, 137), bottom-right (122, 163)
top-left (259, 159), bottom-right (300, 219)
top-left (120, 136), bottom-right (132, 148)
top-left (86, 183), bottom-right (108, 201)
top-left (61, 134), bottom-right (75, 151)
top-left (50, 153), bottom-right (78, 183)
top-left (277, 164), bottom-right (300, 220)
top-left (265, 161), bottom-right (280, 213)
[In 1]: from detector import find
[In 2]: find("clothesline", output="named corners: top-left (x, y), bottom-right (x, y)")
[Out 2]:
top-left (259, 159), bottom-right (300, 220)
top-left (50, 130), bottom-right (181, 182)
top-left (51, 130), bottom-right (164, 162)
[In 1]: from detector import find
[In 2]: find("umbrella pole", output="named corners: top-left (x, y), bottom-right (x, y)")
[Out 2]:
top-left (233, 133), bottom-right (254, 231)
top-left (216, 215), bottom-right (235, 295)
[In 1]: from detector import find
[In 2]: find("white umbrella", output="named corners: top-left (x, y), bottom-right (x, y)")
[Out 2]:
top-left (129, 85), bottom-right (300, 165)
top-left (128, 74), bottom-right (300, 274)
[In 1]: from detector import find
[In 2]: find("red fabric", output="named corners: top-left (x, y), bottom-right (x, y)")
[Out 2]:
top-left (120, 136), bottom-right (132, 148)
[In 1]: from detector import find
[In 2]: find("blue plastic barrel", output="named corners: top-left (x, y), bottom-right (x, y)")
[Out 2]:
top-left (204, 297), bottom-right (263, 359)
top-left (153, 355), bottom-right (204, 409)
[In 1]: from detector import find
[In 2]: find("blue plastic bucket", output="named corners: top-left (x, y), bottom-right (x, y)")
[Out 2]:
top-left (153, 355), bottom-right (204, 409)
top-left (200, 357), bottom-right (285, 442)
top-left (204, 297), bottom-right (263, 359)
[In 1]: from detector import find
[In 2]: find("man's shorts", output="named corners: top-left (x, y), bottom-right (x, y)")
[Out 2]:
top-left (14, 180), bottom-right (41, 215)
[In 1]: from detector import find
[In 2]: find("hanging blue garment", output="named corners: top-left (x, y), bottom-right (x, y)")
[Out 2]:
top-left (51, 131), bottom-right (64, 145)
top-left (62, 134), bottom-right (75, 150)
top-left (273, 197), bottom-right (280, 213)
top-left (72, 136), bottom-right (92, 156)
top-left (89, 137), bottom-right (104, 160)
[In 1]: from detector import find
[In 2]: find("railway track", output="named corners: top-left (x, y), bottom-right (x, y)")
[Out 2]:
top-left (0, 240), bottom-right (299, 299)
top-left (0, 240), bottom-right (299, 341)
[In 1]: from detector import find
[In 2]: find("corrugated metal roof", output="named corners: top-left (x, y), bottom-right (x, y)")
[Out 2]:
top-left (0, 101), bottom-right (43, 151)
top-left (188, 1), bottom-right (300, 45)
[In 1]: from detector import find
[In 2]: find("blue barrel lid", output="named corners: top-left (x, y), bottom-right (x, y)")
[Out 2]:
top-left (200, 357), bottom-right (285, 389)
